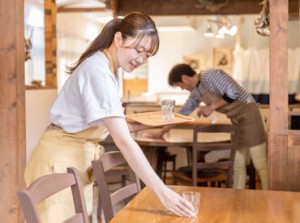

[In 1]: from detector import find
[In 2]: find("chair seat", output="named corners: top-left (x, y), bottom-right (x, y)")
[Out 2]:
top-left (172, 166), bottom-right (228, 186)
top-left (173, 124), bottom-right (239, 188)
top-left (176, 166), bottom-right (226, 178)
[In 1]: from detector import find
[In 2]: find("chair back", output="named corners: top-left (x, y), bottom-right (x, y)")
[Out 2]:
top-left (92, 151), bottom-right (141, 223)
top-left (192, 124), bottom-right (239, 187)
top-left (17, 167), bottom-right (88, 223)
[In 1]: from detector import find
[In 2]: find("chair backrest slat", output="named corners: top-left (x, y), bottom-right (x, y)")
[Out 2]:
top-left (92, 151), bottom-right (141, 223)
top-left (192, 124), bottom-right (239, 187)
top-left (17, 167), bottom-right (89, 223)
top-left (28, 173), bottom-right (75, 204)
top-left (110, 184), bottom-right (140, 206)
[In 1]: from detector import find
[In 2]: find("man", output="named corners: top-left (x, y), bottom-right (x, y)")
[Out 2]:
top-left (149, 63), bottom-right (268, 190)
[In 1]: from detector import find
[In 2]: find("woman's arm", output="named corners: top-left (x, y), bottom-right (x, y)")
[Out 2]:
top-left (142, 123), bottom-right (177, 139)
top-left (102, 117), bottom-right (195, 217)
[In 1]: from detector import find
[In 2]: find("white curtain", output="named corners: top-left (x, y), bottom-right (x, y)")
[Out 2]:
top-left (57, 34), bottom-right (91, 91)
top-left (24, 25), bottom-right (45, 86)
top-left (232, 47), bottom-right (300, 95)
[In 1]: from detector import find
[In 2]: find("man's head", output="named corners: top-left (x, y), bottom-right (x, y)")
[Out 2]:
top-left (168, 64), bottom-right (198, 91)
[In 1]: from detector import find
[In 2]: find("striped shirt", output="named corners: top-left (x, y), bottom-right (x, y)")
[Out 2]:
top-left (179, 68), bottom-right (256, 116)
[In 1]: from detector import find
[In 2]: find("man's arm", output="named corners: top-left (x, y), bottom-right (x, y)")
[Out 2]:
top-left (198, 98), bottom-right (229, 117)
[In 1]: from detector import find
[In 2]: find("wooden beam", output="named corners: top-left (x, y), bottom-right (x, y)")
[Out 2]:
top-left (287, 131), bottom-right (300, 191)
top-left (268, 0), bottom-right (289, 190)
top-left (110, 0), bottom-right (299, 16)
top-left (0, 0), bottom-right (26, 222)
top-left (57, 7), bottom-right (108, 13)
top-left (45, 0), bottom-right (57, 87)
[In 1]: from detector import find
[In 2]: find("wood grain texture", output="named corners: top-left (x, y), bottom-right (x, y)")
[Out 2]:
top-left (112, 0), bottom-right (299, 16)
top-left (288, 132), bottom-right (300, 191)
top-left (268, 133), bottom-right (288, 191)
top-left (269, 0), bottom-right (289, 134)
top-left (110, 186), bottom-right (300, 223)
top-left (0, 0), bottom-right (26, 222)
top-left (44, 0), bottom-right (57, 87)
top-left (123, 78), bottom-right (148, 97)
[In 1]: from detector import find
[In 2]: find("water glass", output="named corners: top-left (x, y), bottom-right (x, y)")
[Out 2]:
top-left (161, 99), bottom-right (175, 120)
top-left (209, 115), bottom-right (219, 124)
top-left (182, 191), bottom-right (201, 217)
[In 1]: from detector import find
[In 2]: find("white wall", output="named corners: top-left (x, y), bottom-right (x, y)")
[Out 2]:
top-left (26, 89), bottom-right (57, 161)
top-left (147, 15), bottom-right (300, 94)
top-left (53, 14), bottom-right (299, 95)
top-left (148, 16), bottom-right (237, 94)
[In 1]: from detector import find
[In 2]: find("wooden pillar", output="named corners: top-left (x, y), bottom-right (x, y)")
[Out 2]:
top-left (268, 0), bottom-right (289, 190)
top-left (44, 0), bottom-right (57, 87)
top-left (0, 0), bottom-right (26, 222)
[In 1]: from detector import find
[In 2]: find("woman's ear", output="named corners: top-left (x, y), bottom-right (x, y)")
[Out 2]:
top-left (114, 32), bottom-right (123, 47)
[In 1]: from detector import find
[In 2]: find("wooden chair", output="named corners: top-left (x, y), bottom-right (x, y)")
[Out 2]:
top-left (92, 151), bottom-right (141, 223)
top-left (173, 124), bottom-right (239, 188)
top-left (17, 167), bottom-right (88, 223)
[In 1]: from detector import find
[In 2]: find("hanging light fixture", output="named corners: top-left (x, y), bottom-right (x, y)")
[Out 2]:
top-left (204, 26), bottom-right (214, 37)
top-left (227, 25), bottom-right (238, 36)
top-left (204, 16), bottom-right (238, 39)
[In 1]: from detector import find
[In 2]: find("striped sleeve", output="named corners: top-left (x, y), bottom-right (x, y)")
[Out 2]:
top-left (202, 69), bottom-right (255, 103)
top-left (179, 89), bottom-right (201, 116)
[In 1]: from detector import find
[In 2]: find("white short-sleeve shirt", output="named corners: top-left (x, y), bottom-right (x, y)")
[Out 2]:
top-left (50, 51), bottom-right (125, 133)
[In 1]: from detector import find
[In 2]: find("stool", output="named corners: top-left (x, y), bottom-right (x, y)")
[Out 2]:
top-left (161, 151), bottom-right (177, 184)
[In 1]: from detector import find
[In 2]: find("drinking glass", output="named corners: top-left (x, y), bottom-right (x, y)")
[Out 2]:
top-left (161, 99), bottom-right (175, 120)
top-left (209, 115), bottom-right (219, 124)
top-left (182, 191), bottom-right (201, 217)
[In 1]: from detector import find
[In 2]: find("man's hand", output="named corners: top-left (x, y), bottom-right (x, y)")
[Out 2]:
top-left (197, 105), bottom-right (214, 117)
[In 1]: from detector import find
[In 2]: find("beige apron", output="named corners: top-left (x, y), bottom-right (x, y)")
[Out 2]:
top-left (24, 125), bottom-right (109, 223)
top-left (201, 91), bottom-right (265, 147)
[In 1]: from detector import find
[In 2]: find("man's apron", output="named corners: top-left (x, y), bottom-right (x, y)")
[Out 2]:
top-left (201, 91), bottom-right (265, 147)
top-left (24, 125), bottom-right (109, 222)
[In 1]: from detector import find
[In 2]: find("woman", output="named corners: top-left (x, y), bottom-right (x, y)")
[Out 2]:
top-left (25, 12), bottom-right (195, 222)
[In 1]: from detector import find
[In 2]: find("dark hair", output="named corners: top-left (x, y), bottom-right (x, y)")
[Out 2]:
top-left (66, 12), bottom-right (159, 74)
top-left (168, 63), bottom-right (196, 86)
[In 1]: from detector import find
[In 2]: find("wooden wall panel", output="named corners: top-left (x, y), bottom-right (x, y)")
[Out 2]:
top-left (287, 132), bottom-right (300, 191)
top-left (268, 133), bottom-right (288, 190)
top-left (0, 0), bottom-right (26, 222)
top-left (123, 79), bottom-right (148, 97)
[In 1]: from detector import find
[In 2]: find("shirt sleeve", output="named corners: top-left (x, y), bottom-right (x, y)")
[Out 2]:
top-left (179, 90), bottom-right (201, 116)
top-left (78, 61), bottom-right (124, 124)
top-left (202, 69), bottom-right (254, 103)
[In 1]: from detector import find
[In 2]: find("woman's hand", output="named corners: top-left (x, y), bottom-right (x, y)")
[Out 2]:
top-left (127, 122), bottom-right (150, 133)
top-left (142, 130), bottom-right (164, 139)
top-left (156, 186), bottom-right (196, 217)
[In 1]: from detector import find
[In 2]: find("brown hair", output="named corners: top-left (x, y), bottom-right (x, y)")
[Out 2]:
top-left (168, 64), bottom-right (196, 86)
top-left (66, 12), bottom-right (159, 74)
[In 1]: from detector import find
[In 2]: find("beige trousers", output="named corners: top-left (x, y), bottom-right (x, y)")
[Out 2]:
top-left (24, 126), bottom-right (108, 222)
top-left (233, 142), bottom-right (268, 190)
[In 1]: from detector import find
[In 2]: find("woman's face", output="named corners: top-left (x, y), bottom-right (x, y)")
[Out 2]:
top-left (115, 32), bottom-right (154, 73)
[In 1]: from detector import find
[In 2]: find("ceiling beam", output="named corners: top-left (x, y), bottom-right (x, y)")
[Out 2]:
top-left (107, 0), bottom-right (299, 16)
top-left (57, 7), bottom-right (108, 13)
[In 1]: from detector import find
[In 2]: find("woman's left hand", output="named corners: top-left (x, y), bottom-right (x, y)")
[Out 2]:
top-left (156, 186), bottom-right (196, 217)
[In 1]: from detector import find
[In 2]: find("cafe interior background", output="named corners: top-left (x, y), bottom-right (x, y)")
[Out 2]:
top-left (24, 0), bottom-right (300, 162)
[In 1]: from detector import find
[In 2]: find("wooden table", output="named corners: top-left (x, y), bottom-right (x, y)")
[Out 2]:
top-left (110, 186), bottom-right (300, 223)
top-left (132, 128), bottom-right (231, 178)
